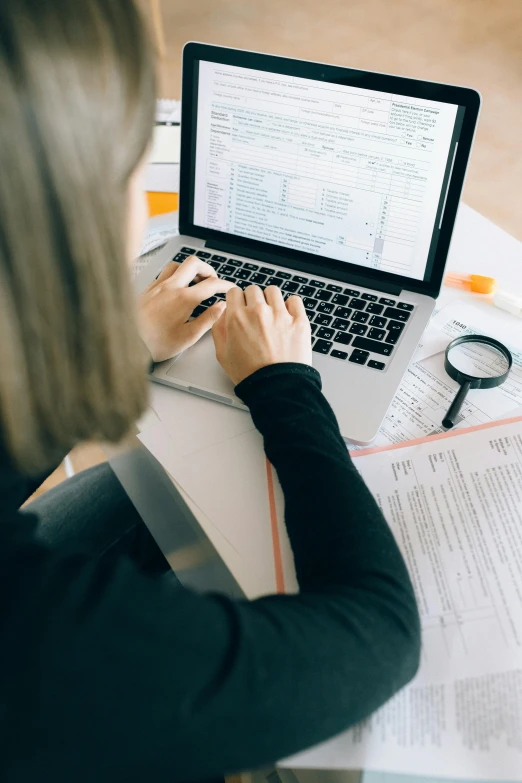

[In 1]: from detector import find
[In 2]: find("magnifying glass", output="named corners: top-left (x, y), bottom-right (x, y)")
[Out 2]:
top-left (442, 334), bottom-right (513, 429)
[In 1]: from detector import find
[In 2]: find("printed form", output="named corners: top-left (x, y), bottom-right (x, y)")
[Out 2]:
top-left (349, 302), bottom-right (522, 450)
top-left (194, 62), bottom-right (459, 280)
top-left (284, 417), bottom-right (522, 779)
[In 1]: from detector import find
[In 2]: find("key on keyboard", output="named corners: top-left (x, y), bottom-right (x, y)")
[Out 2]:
top-left (314, 290), bottom-right (332, 301)
top-left (385, 331), bottom-right (400, 344)
top-left (299, 285), bottom-right (315, 297)
top-left (352, 311), bottom-right (369, 323)
top-left (220, 265), bottom-right (235, 276)
top-left (383, 306), bottom-right (411, 322)
top-left (315, 314), bottom-right (332, 326)
top-left (317, 327), bottom-right (334, 340)
top-left (349, 350), bottom-right (369, 365)
top-left (317, 301), bottom-right (334, 314)
top-left (352, 337), bottom-right (393, 356)
top-left (313, 339), bottom-right (332, 354)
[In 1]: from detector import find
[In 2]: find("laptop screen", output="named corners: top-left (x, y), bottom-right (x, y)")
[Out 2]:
top-left (193, 61), bottom-right (465, 283)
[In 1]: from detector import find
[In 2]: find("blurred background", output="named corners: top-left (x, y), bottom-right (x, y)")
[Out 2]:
top-left (139, 0), bottom-right (522, 241)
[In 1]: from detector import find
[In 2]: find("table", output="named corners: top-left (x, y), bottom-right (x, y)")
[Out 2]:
top-left (108, 202), bottom-right (522, 781)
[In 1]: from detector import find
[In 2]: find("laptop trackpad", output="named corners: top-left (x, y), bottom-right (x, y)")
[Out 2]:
top-left (165, 332), bottom-right (237, 398)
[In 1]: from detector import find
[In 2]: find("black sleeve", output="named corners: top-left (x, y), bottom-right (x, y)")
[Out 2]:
top-left (2, 364), bottom-right (420, 783)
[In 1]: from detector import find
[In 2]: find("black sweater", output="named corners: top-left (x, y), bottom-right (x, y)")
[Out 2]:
top-left (0, 364), bottom-right (420, 782)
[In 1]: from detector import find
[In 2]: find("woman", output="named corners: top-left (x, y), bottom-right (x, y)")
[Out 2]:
top-left (0, 1), bottom-right (420, 781)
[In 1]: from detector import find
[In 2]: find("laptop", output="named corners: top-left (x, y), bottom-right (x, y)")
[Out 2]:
top-left (136, 43), bottom-right (480, 444)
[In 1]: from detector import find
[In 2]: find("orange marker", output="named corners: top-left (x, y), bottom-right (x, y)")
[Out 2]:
top-left (444, 272), bottom-right (496, 294)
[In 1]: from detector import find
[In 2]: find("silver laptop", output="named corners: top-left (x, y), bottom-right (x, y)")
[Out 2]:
top-left (136, 43), bottom-right (480, 444)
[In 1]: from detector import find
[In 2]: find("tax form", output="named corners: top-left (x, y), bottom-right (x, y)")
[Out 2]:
top-left (284, 416), bottom-right (522, 779)
top-left (194, 62), bottom-right (459, 281)
top-left (349, 302), bottom-right (522, 450)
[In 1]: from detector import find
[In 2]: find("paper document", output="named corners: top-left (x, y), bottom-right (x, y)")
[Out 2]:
top-left (361, 772), bottom-right (506, 783)
top-left (350, 302), bottom-right (522, 450)
top-left (144, 162), bottom-right (180, 193)
top-left (284, 416), bottom-right (522, 779)
top-left (134, 211), bottom-right (179, 277)
top-left (156, 98), bottom-right (181, 124)
top-left (137, 384), bottom-right (292, 599)
top-left (150, 125), bottom-right (181, 164)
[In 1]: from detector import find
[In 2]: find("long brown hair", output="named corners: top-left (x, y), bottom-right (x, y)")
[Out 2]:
top-left (0, 0), bottom-right (156, 474)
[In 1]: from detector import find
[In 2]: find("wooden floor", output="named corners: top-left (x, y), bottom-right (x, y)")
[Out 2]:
top-left (45, 0), bottom-right (522, 489)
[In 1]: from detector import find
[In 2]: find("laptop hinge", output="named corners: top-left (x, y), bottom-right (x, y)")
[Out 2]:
top-left (205, 238), bottom-right (403, 296)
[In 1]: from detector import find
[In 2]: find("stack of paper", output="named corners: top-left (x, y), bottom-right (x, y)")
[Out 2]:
top-left (283, 415), bottom-right (522, 778)
top-left (144, 99), bottom-right (181, 193)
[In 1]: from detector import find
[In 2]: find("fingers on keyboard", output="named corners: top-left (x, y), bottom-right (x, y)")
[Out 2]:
top-left (179, 246), bottom-right (413, 366)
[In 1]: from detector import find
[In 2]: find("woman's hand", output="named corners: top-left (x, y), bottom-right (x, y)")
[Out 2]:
top-left (212, 285), bottom-right (312, 386)
top-left (138, 256), bottom-right (236, 363)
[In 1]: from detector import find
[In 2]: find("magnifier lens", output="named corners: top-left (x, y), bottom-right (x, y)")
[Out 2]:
top-left (447, 341), bottom-right (510, 379)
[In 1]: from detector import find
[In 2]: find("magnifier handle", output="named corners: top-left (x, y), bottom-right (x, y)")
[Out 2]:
top-left (442, 381), bottom-right (471, 429)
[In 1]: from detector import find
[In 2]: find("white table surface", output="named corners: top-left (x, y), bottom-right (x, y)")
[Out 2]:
top-left (434, 203), bottom-right (522, 341)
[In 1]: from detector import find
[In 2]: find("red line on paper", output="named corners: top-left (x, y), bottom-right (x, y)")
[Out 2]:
top-left (265, 458), bottom-right (285, 593)
top-left (350, 415), bottom-right (522, 458)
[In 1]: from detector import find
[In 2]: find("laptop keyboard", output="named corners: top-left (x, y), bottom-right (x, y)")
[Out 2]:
top-left (173, 247), bottom-right (415, 371)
